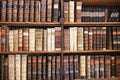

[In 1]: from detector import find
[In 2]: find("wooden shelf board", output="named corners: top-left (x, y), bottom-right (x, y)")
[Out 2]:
top-left (0, 22), bottom-right (60, 26)
top-left (81, 0), bottom-right (120, 6)
top-left (0, 50), bottom-right (119, 54)
top-left (64, 22), bottom-right (120, 26)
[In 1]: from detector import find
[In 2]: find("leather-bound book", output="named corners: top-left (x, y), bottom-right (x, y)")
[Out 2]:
top-left (27, 55), bottom-right (32, 80)
top-left (47, 0), bottom-right (52, 22)
top-left (18, 28), bottom-right (23, 51)
top-left (53, 0), bottom-right (59, 22)
top-left (56, 56), bottom-right (60, 80)
top-left (48, 56), bottom-right (52, 80)
top-left (4, 56), bottom-right (8, 80)
top-left (1, 0), bottom-right (7, 21)
top-left (76, 1), bottom-right (82, 22)
top-left (93, 27), bottom-right (97, 50)
top-left (51, 55), bottom-right (56, 80)
top-left (94, 56), bottom-right (99, 79)
top-left (69, 1), bottom-right (74, 22)
top-left (41, 0), bottom-right (46, 22)
top-left (32, 56), bottom-right (37, 80)
top-left (12, 0), bottom-right (18, 21)
top-left (35, 0), bottom-right (40, 22)
top-left (7, 0), bottom-right (12, 21)
top-left (38, 56), bottom-right (42, 80)
top-left (9, 30), bottom-right (14, 51)
top-left (64, 55), bottom-right (69, 80)
top-left (30, 0), bottom-right (35, 22)
top-left (18, 0), bottom-right (24, 22)
top-left (13, 29), bottom-right (18, 51)
top-left (24, 0), bottom-right (30, 22)
top-left (63, 2), bottom-right (69, 22)
top-left (88, 27), bottom-right (93, 50)
top-left (84, 27), bottom-right (89, 50)
top-left (102, 27), bottom-right (107, 50)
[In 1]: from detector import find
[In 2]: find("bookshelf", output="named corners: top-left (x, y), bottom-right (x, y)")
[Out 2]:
top-left (0, 0), bottom-right (119, 80)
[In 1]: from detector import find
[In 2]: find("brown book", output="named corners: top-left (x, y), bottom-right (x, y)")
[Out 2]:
top-left (47, 0), bottom-right (52, 22)
top-left (0, 55), bottom-right (5, 80)
top-left (64, 55), bottom-right (69, 80)
top-left (90, 56), bottom-right (95, 79)
top-left (88, 27), bottom-right (93, 50)
top-left (32, 56), bottom-right (37, 80)
top-left (69, 55), bottom-right (74, 79)
top-left (64, 28), bottom-right (70, 51)
top-left (93, 27), bottom-right (97, 50)
top-left (102, 27), bottom-right (107, 50)
top-left (42, 56), bottom-right (47, 80)
top-left (24, 0), bottom-right (30, 22)
top-left (76, 1), bottom-right (82, 22)
top-left (18, 28), bottom-right (23, 51)
top-left (94, 56), bottom-right (99, 79)
top-left (84, 27), bottom-right (89, 50)
top-left (35, 0), bottom-right (40, 22)
top-left (105, 55), bottom-right (111, 78)
top-left (13, 29), bottom-right (18, 51)
top-left (116, 56), bottom-right (120, 77)
top-left (4, 56), bottom-right (8, 80)
top-left (86, 56), bottom-right (91, 79)
top-left (51, 56), bottom-right (56, 80)
top-left (53, 0), bottom-right (59, 22)
top-left (30, 0), bottom-right (35, 22)
top-left (96, 27), bottom-right (100, 50)
top-left (9, 30), bottom-right (13, 51)
top-left (27, 56), bottom-right (32, 80)
top-left (117, 27), bottom-right (120, 49)
top-left (1, 0), bottom-right (7, 21)
top-left (18, 0), bottom-right (24, 22)
top-left (0, 27), bottom-right (1, 51)
top-left (23, 28), bottom-right (29, 51)
top-left (1, 25), bottom-right (8, 51)
top-left (12, 0), bottom-right (18, 22)
top-left (63, 2), bottom-right (69, 22)
top-left (55, 27), bottom-right (61, 51)
top-left (41, 0), bottom-right (46, 22)
top-left (38, 56), bottom-right (42, 80)
top-left (7, 0), bottom-right (13, 21)
top-left (112, 27), bottom-right (117, 50)
top-left (56, 56), bottom-right (60, 80)
top-left (48, 56), bottom-right (52, 80)
top-left (74, 55), bottom-right (79, 79)
top-left (111, 55), bottom-right (116, 78)
top-left (43, 29), bottom-right (47, 51)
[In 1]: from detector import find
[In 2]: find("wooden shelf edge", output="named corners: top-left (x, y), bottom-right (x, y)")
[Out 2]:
top-left (86, 78), bottom-right (120, 80)
top-left (0, 50), bottom-right (119, 54)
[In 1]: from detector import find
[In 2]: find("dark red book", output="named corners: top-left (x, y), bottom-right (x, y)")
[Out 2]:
top-left (27, 56), bottom-right (32, 80)
top-left (64, 55), bottom-right (69, 80)
top-left (1, 0), bottom-right (7, 22)
top-left (84, 27), bottom-right (89, 50)
top-left (32, 56), bottom-right (37, 80)
top-left (53, 0), bottom-right (59, 22)
top-left (56, 56), bottom-right (60, 80)
top-left (51, 56), bottom-right (56, 80)
top-left (38, 56), bottom-right (42, 80)
top-left (30, 0), bottom-right (35, 22)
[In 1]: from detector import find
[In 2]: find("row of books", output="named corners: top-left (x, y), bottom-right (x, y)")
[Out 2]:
top-left (0, 54), bottom-right (120, 80)
top-left (0, 0), bottom-right (119, 22)
top-left (0, 0), bottom-right (60, 22)
top-left (0, 26), bottom-right (107, 51)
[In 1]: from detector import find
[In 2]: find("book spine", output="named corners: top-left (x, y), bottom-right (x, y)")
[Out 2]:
top-left (32, 56), bottom-right (37, 80)
top-left (111, 55), bottom-right (116, 78)
top-left (53, 0), bottom-right (59, 22)
top-left (112, 27), bottom-right (117, 50)
top-left (12, 0), bottom-right (18, 22)
top-left (74, 55), bottom-right (79, 79)
top-left (18, 0), bottom-right (24, 22)
top-left (43, 29), bottom-right (47, 51)
top-left (13, 29), bottom-right (18, 51)
top-left (38, 56), bottom-right (42, 80)
top-left (18, 29), bottom-right (23, 51)
top-left (102, 27), bottom-right (107, 50)
top-left (1, 0), bottom-right (7, 21)
top-left (51, 28), bottom-right (55, 51)
top-left (84, 27), bottom-right (89, 50)
top-left (116, 56), bottom-right (120, 77)
top-left (69, 1), bottom-right (74, 22)
top-left (88, 27), bottom-right (93, 50)
top-left (94, 56), bottom-right (99, 79)
top-left (56, 56), bottom-right (60, 80)
top-left (24, 0), bottom-right (30, 22)
top-left (29, 28), bottom-right (35, 51)
top-left (47, 28), bottom-right (52, 51)
top-left (35, 0), bottom-right (40, 22)
top-left (76, 1), bottom-right (82, 22)
top-left (30, 0), bottom-right (35, 22)
top-left (23, 28), bottom-right (29, 51)
top-left (86, 56), bottom-right (91, 79)
top-left (64, 55), bottom-right (69, 80)
top-left (90, 56), bottom-right (95, 79)
top-left (69, 55), bottom-right (74, 79)
top-left (73, 27), bottom-right (77, 51)
top-left (70, 27), bottom-right (74, 51)
top-left (9, 30), bottom-right (14, 51)
top-left (48, 56), bottom-right (52, 80)
top-left (51, 56), bottom-right (56, 80)
top-left (4, 56), bottom-right (8, 80)
top-left (47, 0), bottom-right (52, 22)
top-left (93, 27), bottom-right (97, 50)
top-left (0, 28), bottom-right (1, 51)
top-left (27, 56), bottom-right (32, 80)
top-left (117, 27), bottom-right (120, 49)
top-left (41, 0), bottom-right (46, 22)
top-left (63, 2), bottom-right (69, 22)
top-left (7, 0), bottom-right (13, 21)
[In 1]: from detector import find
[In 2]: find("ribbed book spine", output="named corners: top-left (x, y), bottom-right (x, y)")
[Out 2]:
top-left (69, 1), bottom-right (74, 22)
top-left (9, 30), bottom-right (14, 51)
top-left (13, 29), bottom-right (18, 51)
top-left (76, 1), bottom-right (82, 22)
top-left (47, 0), bottom-right (52, 22)
top-left (12, 0), bottom-right (18, 22)
top-left (30, 0), bottom-right (35, 22)
top-left (1, 0), bottom-right (7, 21)
top-left (64, 2), bottom-right (69, 22)
top-left (27, 56), bottom-right (32, 80)
top-left (18, 29), bottom-right (23, 51)
top-left (32, 56), bottom-right (37, 80)
top-left (38, 56), bottom-right (42, 80)
top-left (24, 0), bottom-right (30, 22)
top-left (53, 0), bottom-right (59, 22)
top-left (18, 0), bottom-right (24, 22)
top-left (7, 0), bottom-right (12, 21)
top-left (35, 0), bottom-right (40, 22)
top-left (41, 0), bottom-right (46, 22)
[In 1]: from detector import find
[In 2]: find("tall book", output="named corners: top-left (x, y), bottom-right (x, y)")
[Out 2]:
top-left (47, 0), bottom-right (52, 22)
top-left (48, 56), bottom-right (52, 80)
top-left (38, 56), bottom-right (42, 80)
top-left (51, 55), bottom-right (56, 80)
top-left (0, 55), bottom-right (5, 80)
top-left (84, 27), bottom-right (89, 50)
top-left (88, 27), bottom-right (93, 50)
top-left (55, 27), bottom-right (61, 51)
top-left (35, 0), bottom-right (40, 22)
top-left (12, 0), bottom-right (18, 21)
top-left (73, 27), bottom-right (77, 51)
top-left (94, 56), bottom-right (99, 79)
top-left (24, 0), bottom-right (30, 22)
top-left (93, 27), bottom-right (97, 50)
top-left (23, 28), bottom-right (29, 51)
top-left (42, 56), bottom-right (47, 80)
top-left (47, 28), bottom-right (52, 51)
top-left (74, 55), bottom-right (79, 79)
top-left (18, 0), bottom-right (24, 22)
top-left (8, 55), bottom-right (15, 80)
top-left (9, 30), bottom-right (14, 51)
top-left (29, 28), bottom-right (35, 51)
top-left (1, 0), bottom-right (7, 21)
top-left (51, 28), bottom-right (55, 51)
top-left (112, 27), bottom-right (117, 50)
top-left (32, 56), bottom-right (37, 80)
top-left (64, 55), bottom-right (69, 80)
top-left (30, 0), bottom-right (35, 22)
top-left (56, 56), bottom-right (60, 80)
top-left (18, 28), bottom-right (23, 51)
top-left (102, 27), bottom-right (107, 50)
top-left (77, 27), bottom-right (84, 50)
top-left (70, 27), bottom-right (74, 51)
top-left (116, 56), bottom-right (120, 77)
top-left (86, 56), bottom-right (91, 79)
top-left (13, 29), bottom-right (18, 51)
top-left (41, 0), bottom-right (46, 22)
top-left (111, 55), bottom-right (116, 78)
top-left (21, 55), bottom-right (27, 80)
top-left (63, 2), bottom-right (69, 22)
top-left (15, 55), bottom-right (21, 80)
top-left (76, 1), bottom-right (82, 22)
top-left (90, 56), bottom-right (95, 79)
top-left (53, 0), bottom-right (59, 22)
top-left (27, 55), bottom-right (32, 80)
top-left (64, 28), bottom-right (70, 51)
top-left (7, 0), bottom-right (12, 21)
top-left (69, 1), bottom-right (74, 22)
top-left (43, 29), bottom-right (47, 51)
top-left (35, 29), bottom-right (43, 51)
top-left (4, 56), bottom-right (8, 80)
top-left (69, 55), bottom-right (74, 80)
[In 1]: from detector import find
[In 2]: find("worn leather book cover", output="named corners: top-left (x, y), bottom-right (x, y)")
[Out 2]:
top-left (18, 29), bottom-right (23, 51)
top-left (76, 1), bottom-right (82, 22)
top-left (1, 0), bottom-right (7, 21)
top-left (30, 0), bottom-right (35, 22)
top-left (24, 0), bottom-right (30, 22)
top-left (32, 56), bottom-right (37, 80)
top-left (12, 0), bottom-right (18, 21)
top-left (47, 0), bottom-right (52, 22)
top-left (7, 0), bottom-right (12, 21)
top-left (64, 2), bottom-right (69, 22)
top-left (18, 0), bottom-right (24, 22)
top-left (27, 55), bottom-right (32, 80)
top-left (53, 0), bottom-right (59, 22)
top-left (41, 0), bottom-right (46, 22)
top-left (35, 0), bottom-right (40, 22)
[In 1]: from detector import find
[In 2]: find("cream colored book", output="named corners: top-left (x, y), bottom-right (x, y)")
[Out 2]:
top-left (9, 30), bottom-right (14, 51)
top-left (47, 28), bottom-right (52, 51)
top-left (69, 1), bottom-right (74, 22)
top-left (44, 29), bottom-right (47, 51)
top-left (73, 27), bottom-right (77, 51)
top-left (51, 28), bottom-right (55, 51)
top-left (70, 27), bottom-right (74, 51)
top-left (14, 29), bottom-right (18, 51)
top-left (80, 56), bottom-right (86, 78)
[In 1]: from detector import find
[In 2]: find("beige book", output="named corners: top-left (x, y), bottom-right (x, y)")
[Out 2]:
top-left (87, 56), bottom-right (91, 79)
top-left (47, 28), bottom-right (52, 51)
top-left (73, 27), bottom-right (77, 51)
top-left (44, 29), bottom-right (47, 51)
top-left (77, 27), bottom-right (84, 50)
top-left (9, 55), bottom-right (15, 80)
top-left (69, 1), bottom-right (74, 22)
top-left (80, 56), bottom-right (86, 77)
top-left (18, 29), bottom-right (23, 51)
top-left (14, 29), bottom-right (18, 51)
top-left (15, 55), bottom-right (21, 80)
top-left (29, 28), bottom-right (35, 51)
top-left (51, 28), bottom-right (55, 51)
top-left (70, 27), bottom-right (74, 51)
top-left (9, 30), bottom-right (14, 51)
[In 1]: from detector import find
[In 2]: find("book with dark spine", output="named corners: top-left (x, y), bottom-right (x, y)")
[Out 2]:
top-left (117, 27), bottom-right (120, 49)
top-left (90, 55), bottom-right (95, 79)
top-left (23, 28), bottom-right (29, 51)
top-left (1, 55), bottom-right (5, 80)
top-left (30, 0), bottom-right (35, 22)
top-left (116, 56), bottom-right (120, 77)
top-left (51, 56), bottom-right (56, 80)
top-left (84, 27), bottom-right (89, 50)
top-left (7, 0), bottom-right (12, 21)
top-left (24, 0), bottom-right (30, 22)
top-left (18, 0), bottom-right (24, 22)
top-left (18, 28), bottom-right (23, 51)
top-left (53, 0), bottom-right (59, 22)
top-left (38, 56), bottom-right (42, 80)
top-left (64, 55), bottom-right (69, 80)
top-left (4, 56), bottom-right (8, 80)
top-left (105, 55), bottom-right (111, 78)
top-left (27, 56), bottom-right (32, 80)
top-left (1, 0), bottom-right (7, 21)
top-left (69, 55), bottom-right (74, 80)
top-left (12, 0), bottom-right (18, 21)
top-left (93, 27), bottom-right (97, 50)
top-left (55, 27), bottom-right (61, 51)
top-left (32, 56), bottom-right (37, 80)
top-left (102, 27), bottom-right (107, 50)
top-left (0, 27), bottom-right (1, 51)
top-left (94, 56), bottom-right (99, 79)
top-left (42, 56), bottom-right (47, 80)
top-left (99, 55), bottom-right (104, 78)
top-left (96, 27), bottom-right (100, 50)
top-left (47, 0), bottom-right (52, 22)
top-left (56, 56), bottom-right (60, 80)
top-left (88, 27), bottom-right (93, 50)
top-left (48, 56), bottom-right (52, 80)
top-left (41, 0), bottom-right (46, 22)
top-left (111, 55), bottom-right (116, 78)
top-left (112, 27), bottom-right (117, 50)
top-left (74, 55), bottom-right (79, 79)
top-left (76, 1), bottom-right (82, 22)
top-left (63, 2), bottom-right (69, 22)
top-left (87, 56), bottom-right (91, 79)
top-left (35, 0), bottom-right (40, 22)
top-left (64, 28), bottom-right (70, 51)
